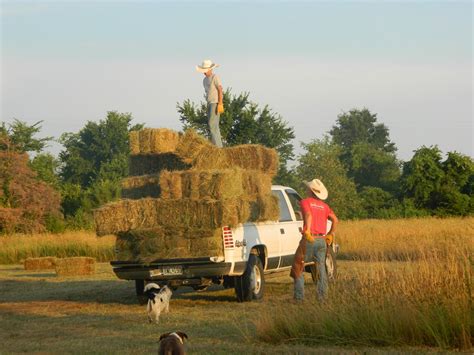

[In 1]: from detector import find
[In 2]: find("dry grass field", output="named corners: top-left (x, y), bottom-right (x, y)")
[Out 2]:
top-left (0, 217), bottom-right (472, 353)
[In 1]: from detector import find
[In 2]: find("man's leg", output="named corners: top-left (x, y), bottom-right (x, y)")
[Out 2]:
top-left (315, 238), bottom-right (328, 300)
top-left (208, 103), bottom-right (223, 147)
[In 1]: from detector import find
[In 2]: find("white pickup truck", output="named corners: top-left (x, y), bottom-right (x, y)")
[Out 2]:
top-left (110, 185), bottom-right (337, 302)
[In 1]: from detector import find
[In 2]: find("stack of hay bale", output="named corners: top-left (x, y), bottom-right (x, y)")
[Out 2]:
top-left (94, 128), bottom-right (280, 263)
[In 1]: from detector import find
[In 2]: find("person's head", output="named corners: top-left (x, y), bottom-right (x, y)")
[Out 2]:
top-left (304, 179), bottom-right (328, 200)
top-left (196, 59), bottom-right (219, 75)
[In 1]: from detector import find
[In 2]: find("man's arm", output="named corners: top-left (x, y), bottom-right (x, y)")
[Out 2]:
top-left (217, 85), bottom-right (223, 105)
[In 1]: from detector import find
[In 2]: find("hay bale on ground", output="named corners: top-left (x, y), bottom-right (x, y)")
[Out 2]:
top-left (55, 257), bottom-right (95, 276)
top-left (121, 174), bottom-right (161, 199)
top-left (94, 198), bottom-right (249, 236)
top-left (130, 128), bottom-right (180, 155)
top-left (175, 130), bottom-right (279, 175)
top-left (128, 153), bottom-right (190, 176)
top-left (24, 257), bottom-right (57, 270)
top-left (116, 227), bottom-right (223, 262)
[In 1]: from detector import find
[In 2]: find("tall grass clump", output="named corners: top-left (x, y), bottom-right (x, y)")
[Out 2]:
top-left (337, 216), bottom-right (474, 261)
top-left (254, 246), bottom-right (473, 350)
top-left (0, 231), bottom-right (115, 264)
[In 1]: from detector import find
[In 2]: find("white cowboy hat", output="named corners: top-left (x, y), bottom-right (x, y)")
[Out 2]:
top-left (196, 59), bottom-right (219, 73)
top-left (305, 179), bottom-right (328, 200)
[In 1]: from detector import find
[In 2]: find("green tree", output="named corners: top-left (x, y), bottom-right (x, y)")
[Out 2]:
top-left (59, 111), bottom-right (143, 221)
top-left (296, 137), bottom-right (362, 219)
top-left (60, 111), bottom-right (142, 188)
top-left (29, 153), bottom-right (60, 188)
top-left (0, 119), bottom-right (52, 153)
top-left (178, 90), bottom-right (295, 184)
top-left (401, 146), bottom-right (444, 210)
top-left (329, 108), bottom-right (400, 190)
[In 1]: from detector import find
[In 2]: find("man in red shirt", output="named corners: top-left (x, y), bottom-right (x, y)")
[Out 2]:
top-left (294, 178), bottom-right (338, 301)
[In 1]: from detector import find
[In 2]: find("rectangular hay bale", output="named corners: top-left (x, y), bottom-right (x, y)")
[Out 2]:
top-left (121, 174), bottom-right (161, 199)
top-left (54, 257), bottom-right (95, 276)
top-left (176, 130), bottom-right (279, 175)
top-left (115, 227), bottom-right (223, 262)
top-left (130, 128), bottom-right (181, 155)
top-left (128, 153), bottom-right (190, 176)
top-left (24, 257), bottom-right (57, 270)
top-left (95, 198), bottom-right (244, 236)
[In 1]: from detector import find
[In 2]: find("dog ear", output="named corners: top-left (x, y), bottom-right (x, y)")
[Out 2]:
top-left (159, 332), bottom-right (171, 341)
top-left (176, 332), bottom-right (188, 340)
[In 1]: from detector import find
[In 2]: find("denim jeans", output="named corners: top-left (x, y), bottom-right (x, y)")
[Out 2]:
top-left (294, 238), bottom-right (328, 301)
top-left (207, 103), bottom-right (223, 147)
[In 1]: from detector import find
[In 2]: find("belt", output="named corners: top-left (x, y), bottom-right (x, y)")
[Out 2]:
top-left (311, 233), bottom-right (326, 237)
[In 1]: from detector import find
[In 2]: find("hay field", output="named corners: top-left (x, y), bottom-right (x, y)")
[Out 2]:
top-left (0, 231), bottom-right (115, 264)
top-left (0, 217), bottom-right (472, 353)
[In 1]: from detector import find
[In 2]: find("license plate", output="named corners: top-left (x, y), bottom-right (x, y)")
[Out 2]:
top-left (150, 266), bottom-right (183, 277)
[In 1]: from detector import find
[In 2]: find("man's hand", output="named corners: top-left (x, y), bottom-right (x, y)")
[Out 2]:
top-left (217, 103), bottom-right (224, 114)
top-left (304, 230), bottom-right (314, 243)
top-left (325, 233), bottom-right (334, 246)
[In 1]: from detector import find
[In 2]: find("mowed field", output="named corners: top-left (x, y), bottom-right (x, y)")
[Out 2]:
top-left (0, 217), bottom-right (472, 354)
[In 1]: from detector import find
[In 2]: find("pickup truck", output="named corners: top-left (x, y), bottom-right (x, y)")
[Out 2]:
top-left (110, 185), bottom-right (338, 302)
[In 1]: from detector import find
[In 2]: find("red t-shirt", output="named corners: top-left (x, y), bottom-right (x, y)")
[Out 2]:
top-left (300, 197), bottom-right (334, 235)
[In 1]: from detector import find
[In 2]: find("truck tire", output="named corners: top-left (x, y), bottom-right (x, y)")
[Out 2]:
top-left (135, 280), bottom-right (148, 305)
top-left (310, 247), bottom-right (337, 282)
top-left (234, 254), bottom-right (265, 302)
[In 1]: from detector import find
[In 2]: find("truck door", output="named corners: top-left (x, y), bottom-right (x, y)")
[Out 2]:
top-left (271, 189), bottom-right (302, 269)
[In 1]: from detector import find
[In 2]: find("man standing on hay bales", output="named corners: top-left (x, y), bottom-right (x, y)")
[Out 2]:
top-left (196, 59), bottom-right (224, 147)
top-left (291, 179), bottom-right (338, 301)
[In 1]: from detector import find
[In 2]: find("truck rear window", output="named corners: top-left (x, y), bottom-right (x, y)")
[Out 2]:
top-left (285, 189), bottom-right (303, 221)
top-left (271, 190), bottom-right (292, 222)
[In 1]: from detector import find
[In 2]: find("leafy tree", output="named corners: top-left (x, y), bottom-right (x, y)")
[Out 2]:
top-left (401, 146), bottom-right (444, 209)
top-left (60, 111), bottom-right (142, 188)
top-left (178, 90), bottom-right (295, 184)
top-left (59, 112), bottom-right (142, 222)
top-left (329, 108), bottom-right (400, 190)
top-left (296, 137), bottom-right (362, 219)
top-left (29, 153), bottom-right (60, 188)
top-left (0, 119), bottom-right (52, 153)
top-left (359, 187), bottom-right (398, 219)
top-left (0, 136), bottom-right (61, 233)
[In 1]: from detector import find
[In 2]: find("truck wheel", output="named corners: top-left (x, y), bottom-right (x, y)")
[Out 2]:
top-left (310, 247), bottom-right (337, 282)
top-left (135, 280), bottom-right (148, 305)
top-left (234, 254), bottom-right (265, 302)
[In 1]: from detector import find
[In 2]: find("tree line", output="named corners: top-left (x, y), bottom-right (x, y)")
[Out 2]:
top-left (1, 90), bottom-right (472, 233)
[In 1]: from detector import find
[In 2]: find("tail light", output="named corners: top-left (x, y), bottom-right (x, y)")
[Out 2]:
top-left (222, 226), bottom-right (234, 249)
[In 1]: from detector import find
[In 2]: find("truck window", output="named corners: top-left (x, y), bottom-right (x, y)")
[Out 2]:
top-left (271, 190), bottom-right (292, 222)
top-left (285, 189), bottom-right (303, 221)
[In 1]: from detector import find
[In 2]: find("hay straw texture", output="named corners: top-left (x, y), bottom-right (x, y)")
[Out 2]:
top-left (160, 168), bottom-right (272, 200)
top-left (121, 174), bottom-right (161, 199)
top-left (176, 130), bottom-right (279, 176)
top-left (128, 153), bottom-right (190, 176)
top-left (24, 257), bottom-right (57, 270)
top-left (94, 196), bottom-right (279, 236)
top-left (54, 257), bottom-right (96, 276)
top-left (129, 128), bottom-right (180, 155)
top-left (116, 228), bottom-right (223, 261)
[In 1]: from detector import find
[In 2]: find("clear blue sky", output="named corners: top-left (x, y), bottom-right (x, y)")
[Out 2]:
top-left (1, 0), bottom-right (472, 160)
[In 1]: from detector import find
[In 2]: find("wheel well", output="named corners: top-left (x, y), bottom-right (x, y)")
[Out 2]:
top-left (250, 245), bottom-right (267, 270)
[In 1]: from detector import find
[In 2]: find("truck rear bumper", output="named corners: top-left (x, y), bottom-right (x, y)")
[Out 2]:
top-left (110, 258), bottom-right (232, 281)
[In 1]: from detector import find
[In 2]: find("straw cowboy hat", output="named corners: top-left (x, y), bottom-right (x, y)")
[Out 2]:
top-left (305, 179), bottom-right (328, 200)
top-left (196, 59), bottom-right (219, 73)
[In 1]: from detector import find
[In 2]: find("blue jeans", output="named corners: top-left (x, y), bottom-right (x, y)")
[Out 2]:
top-left (294, 238), bottom-right (328, 301)
top-left (207, 103), bottom-right (223, 147)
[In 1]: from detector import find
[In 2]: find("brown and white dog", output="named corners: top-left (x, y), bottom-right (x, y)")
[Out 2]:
top-left (144, 283), bottom-right (172, 324)
top-left (158, 331), bottom-right (188, 355)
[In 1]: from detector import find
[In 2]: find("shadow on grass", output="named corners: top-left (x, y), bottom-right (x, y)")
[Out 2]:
top-left (0, 279), bottom-right (239, 305)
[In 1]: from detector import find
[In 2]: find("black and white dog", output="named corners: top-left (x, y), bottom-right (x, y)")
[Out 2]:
top-left (144, 283), bottom-right (172, 324)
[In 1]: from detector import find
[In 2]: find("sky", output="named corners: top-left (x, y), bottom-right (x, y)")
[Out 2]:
top-left (1, 0), bottom-right (472, 161)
